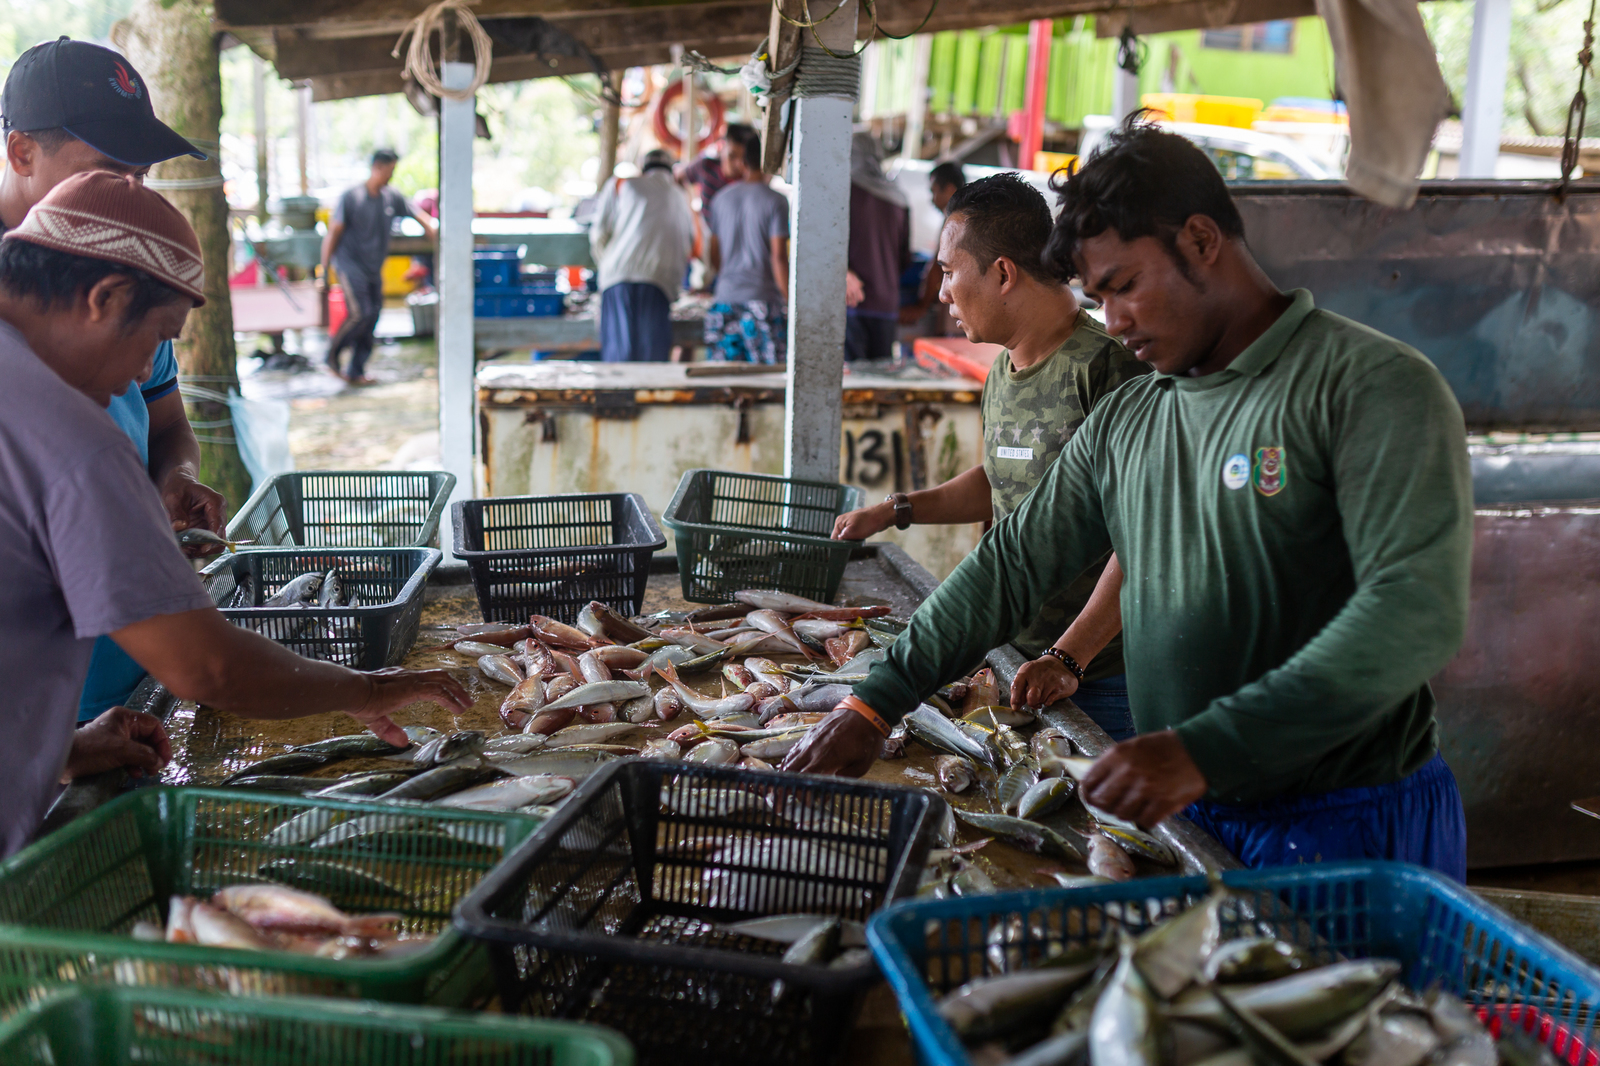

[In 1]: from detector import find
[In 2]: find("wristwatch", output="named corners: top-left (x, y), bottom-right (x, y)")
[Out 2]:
top-left (886, 492), bottom-right (912, 530)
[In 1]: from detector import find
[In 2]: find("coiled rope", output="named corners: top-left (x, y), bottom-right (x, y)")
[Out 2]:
top-left (393, 0), bottom-right (494, 102)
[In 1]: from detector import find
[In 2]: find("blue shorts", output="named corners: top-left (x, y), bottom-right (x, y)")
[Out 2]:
top-left (1184, 753), bottom-right (1468, 882)
top-left (1072, 673), bottom-right (1136, 743)
top-left (599, 282), bottom-right (673, 363)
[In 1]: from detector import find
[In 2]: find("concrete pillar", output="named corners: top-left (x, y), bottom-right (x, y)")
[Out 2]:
top-left (438, 60), bottom-right (477, 558)
top-left (1459, 0), bottom-right (1512, 178)
top-left (783, 0), bottom-right (858, 483)
top-left (1112, 65), bottom-right (1141, 123)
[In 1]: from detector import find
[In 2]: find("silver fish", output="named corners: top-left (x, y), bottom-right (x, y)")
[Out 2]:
top-left (1090, 935), bottom-right (1165, 1066)
top-left (657, 662), bottom-right (755, 718)
top-left (263, 572), bottom-right (322, 607)
top-left (316, 569), bottom-right (342, 609)
top-left (537, 679), bottom-right (650, 714)
top-left (1087, 830), bottom-right (1136, 881)
top-left (744, 609), bottom-right (816, 658)
top-left (1100, 825), bottom-right (1178, 866)
top-left (1017, 776), bottom-right (1075, 821)
top-left (177, 527), bottom-right (250, 551)
top-left (686, 737), bottom-right (740, 765)
top-left (577, 650), bottom-right (612, 684)
top-left (722, 914), bottom-right (868, 948)
top-left (1168, 960), bottom-right (1402, 1039)
top-left (484, 750), bottom-right (621, 780)
top-left (412, 730), bottom-right (486, 768)
top-left (1135, 887), bottom-right (1225, 999)
top-left (904, 706), bottom-right (996, 769)
top-left (1032, 728), bottom-right (1074, 764)
top-left (1204, 938), bottom-right (1314, 985)
top-left (622, 694), bottom-right (657, 724)
top-left (477, 654), bottom-right (524, 687)
top-left (454, 640), bottom-right (513, 658)
top-left (433, 774), bottom-right (576, 811)
top-left (739, 729), bottom-right (809, 761)
top-left (734, 589), bottom-right (835, 612)
top-left (964, 705), bottom-right (1036, 728)
top-left (998, 759), bottom-right (1040, 813)
top-left (288, 732), bottom-right (409, 757)
top-left (935, 754), bottom-right (976, 793)
top-left (545, 723), bottom-right (638, 748)
top-left (955, 809), bottom-right (1083, 861)
top-left (640, 738), bottom-right (681, 760)
top-left (938, 962), bottom-right (1099, 1041)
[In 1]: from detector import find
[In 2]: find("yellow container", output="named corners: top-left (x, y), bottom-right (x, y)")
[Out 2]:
top-left (1141, 93), bottom-right (1263, 129)
top-left (1034, 150), bottom-right (1078, 177)
top-left (382, 254), bottom-right (415, 297)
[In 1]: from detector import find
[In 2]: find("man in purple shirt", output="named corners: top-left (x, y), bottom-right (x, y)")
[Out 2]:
top-left (0, 172), bottom-right (468, 855)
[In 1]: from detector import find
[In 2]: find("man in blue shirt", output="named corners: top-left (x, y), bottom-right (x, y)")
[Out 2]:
top-left (0, 39), bottom-right (228, 719)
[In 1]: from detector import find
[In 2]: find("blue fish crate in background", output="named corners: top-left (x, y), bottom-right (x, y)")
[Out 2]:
top-left (867, 861), bottom-right (1600, 1066)
top-left (472, 245), bottom-right (524, 289)
top-left (473, 287), bottom-right (565, 318)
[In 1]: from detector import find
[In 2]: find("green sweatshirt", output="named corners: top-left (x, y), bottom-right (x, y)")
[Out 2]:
top-left (856, 290), bottom-right (1474, 803)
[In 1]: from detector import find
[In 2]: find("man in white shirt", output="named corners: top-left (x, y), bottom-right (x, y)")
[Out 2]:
top-left (590, 149), bottom-right (695, 362)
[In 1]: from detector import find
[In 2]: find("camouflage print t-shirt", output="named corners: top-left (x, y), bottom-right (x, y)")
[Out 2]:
top-left (980, 310), bottom-right (1151, 675)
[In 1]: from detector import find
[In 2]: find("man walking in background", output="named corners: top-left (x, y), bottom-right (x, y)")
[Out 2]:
top-left (845, 133), bottom-right (911, 362)
top-left (591, 148), bottom-right (694, 362)
top-left (319, 148), bottom-right (437, 385)
top-left (0, 37), bottom-right (228, 720)
top-left (703, 124), bottom-right (790, 364)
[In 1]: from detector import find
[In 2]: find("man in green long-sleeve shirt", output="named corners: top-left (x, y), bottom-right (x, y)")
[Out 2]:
top-left (784, 119), bottom-right (1473, 879)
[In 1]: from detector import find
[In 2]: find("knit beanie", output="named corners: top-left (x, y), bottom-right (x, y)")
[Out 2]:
top-left (3, 170), bottom-right (205, 305)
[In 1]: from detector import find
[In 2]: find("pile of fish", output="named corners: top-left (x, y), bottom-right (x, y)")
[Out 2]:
top-left (901, 701), bottom-right (1178, 889)
top-left (136, 882), bottom-right (431, 961)
top-left (247, 568), bottom-right (363, 610)
top-left (938, 884), bottom-right (1519, 1066)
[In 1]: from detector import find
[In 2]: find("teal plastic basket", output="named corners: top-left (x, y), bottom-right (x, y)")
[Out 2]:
top-left (0, 787), bottom-right (540, 1015)
top-left (0, 986), bottom-right (633, 1064)
top-left (868, 861), bottom-right (1600, 1066)
top-left (661, 469), bottom-right (865, 604)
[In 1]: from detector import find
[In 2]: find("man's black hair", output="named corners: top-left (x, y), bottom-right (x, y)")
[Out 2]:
top-left (371, 147), bottom-right (399, 165)
top-left (723, 123), bottom-right (762, 171)
top-left (1044, 114), bottom-right (1244, 282)
top-left (0, 240), bottom-right (186, 325)
top-left (2, 126), bottom-right (76, 154)
top-left (942, 172), bottom-right (1060, 283)
top-left (929, 161), bottom-right (965, 190)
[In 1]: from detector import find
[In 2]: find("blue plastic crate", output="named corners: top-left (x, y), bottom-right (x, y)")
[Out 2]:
top-left (868, 861), bottom-right (1600, 1066)
top-left (474, 245), bottom-right (524, 289)
top-left (474, 287), bottom-right (564, 318)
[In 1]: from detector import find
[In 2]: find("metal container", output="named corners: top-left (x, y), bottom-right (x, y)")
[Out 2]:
top-left (476, 363), bottom-right (986, 580)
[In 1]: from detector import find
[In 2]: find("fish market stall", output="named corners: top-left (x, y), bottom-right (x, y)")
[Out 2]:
top-left (477, 362), bottom-right (987, 581)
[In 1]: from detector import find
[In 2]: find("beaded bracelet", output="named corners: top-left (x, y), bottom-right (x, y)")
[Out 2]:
top-left (1044, 647), bottom-right (1086, 682)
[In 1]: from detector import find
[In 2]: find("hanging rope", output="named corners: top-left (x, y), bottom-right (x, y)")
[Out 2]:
top-left (1116, 27), bottom-right (1145, 76)
top-left (791, 41), bottom-right (861, 99)
top-left (393, 0), bottom-right (494, 102)
top-left (1559, 0), bottom-right (1597, 197)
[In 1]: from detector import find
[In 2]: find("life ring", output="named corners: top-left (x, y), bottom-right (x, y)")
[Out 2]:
top-left (651, 76), bottom-right (727, 154)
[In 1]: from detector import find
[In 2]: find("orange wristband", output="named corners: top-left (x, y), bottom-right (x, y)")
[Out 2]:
top-left (838, 696), bottom-right (891, 737)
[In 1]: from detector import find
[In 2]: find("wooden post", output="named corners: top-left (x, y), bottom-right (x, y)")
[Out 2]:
top-left (761, 0), bottom-right (805, 174)
top-left (783, 0), bottom-right (858, 483)
top-left (599, 99), bottom-right (621, 179)
top-left (117, 0), bottom-right (252, 514)
top-left (253, 52), bottom-right (269, 223)
top-left (683, 59), bottom-right (698, 166)
top-left (438, 58), bottom-right (477, 558)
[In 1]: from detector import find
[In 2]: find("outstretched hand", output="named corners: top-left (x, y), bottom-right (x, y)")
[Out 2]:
top-left (1010, 654), bottom-right (1079, 709)
top-left (65, 706), bottom-right (172, 781)
top-left (347, 667), bottom-right (473, 746)
top-left (1080, 730), bottom-right (1208, 829)
top-left (780, 705), bottom-right (882, 778)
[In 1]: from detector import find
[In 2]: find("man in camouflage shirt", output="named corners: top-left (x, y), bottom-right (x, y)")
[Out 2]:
top-left (833, 173), bottom-right (1149, 738)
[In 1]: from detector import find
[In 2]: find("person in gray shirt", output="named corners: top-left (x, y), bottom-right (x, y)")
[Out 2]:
top-left (703, 126), bottom-right (790, 363)
top-left (318, 148), bottom-right (437, 385)
top-left (0, 172), bottom-right (467, 856)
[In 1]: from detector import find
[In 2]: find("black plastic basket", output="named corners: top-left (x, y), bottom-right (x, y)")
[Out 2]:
top-left (661, 470), bottom-right (865, 604)
top-left (227, 471), bottom-right (456, 548)
top-left (455, 761), bottom-right (942, 1066)
top-left (209, 547), bottom-right (440, 668)
top-left (451, 494), bottom-right (666, 625)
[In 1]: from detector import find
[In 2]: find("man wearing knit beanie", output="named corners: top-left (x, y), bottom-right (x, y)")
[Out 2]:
top-left (0, 172), bottom-right (471, 857)
top-left (0, 37), bottom-right (229, 723)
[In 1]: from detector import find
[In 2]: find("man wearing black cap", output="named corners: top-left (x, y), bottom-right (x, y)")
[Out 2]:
top-left (0, 36), bottom-right (227, 723)
top-left (319, 148), bottom-right (437, 385)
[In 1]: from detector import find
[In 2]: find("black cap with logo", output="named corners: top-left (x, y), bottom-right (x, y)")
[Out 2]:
top-left (1, 38), bottom-right (206, 167)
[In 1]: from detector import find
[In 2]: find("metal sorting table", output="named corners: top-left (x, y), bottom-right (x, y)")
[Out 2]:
top-left (476, 361), bottom-right (988, 582)
top-left (474, 295), bottom-right (708, 357)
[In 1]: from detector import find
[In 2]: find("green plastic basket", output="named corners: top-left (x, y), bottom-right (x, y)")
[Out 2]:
top-left (226, 471), bottom-right (456, 549)
top-left (0, 986), bottom-right (633, 1065)
top-left (0, 787), bottom-right (540, 1016)
top-left (661, 469), bottom-right (866, 604)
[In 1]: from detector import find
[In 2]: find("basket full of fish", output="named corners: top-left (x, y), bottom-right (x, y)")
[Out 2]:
top-left (661, 469), bottom-right (866, 605)
top-left (0, 786), bottom-right (540, 1013)
top-left (867, 861), bottom-right (1600, 1066)
top-left (451, 493), bottom-right (666, 626)
top-left (206, 547), bottom-right (440, 668)
top-left (454, 759), bottom-right (944, 1066)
